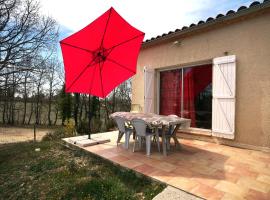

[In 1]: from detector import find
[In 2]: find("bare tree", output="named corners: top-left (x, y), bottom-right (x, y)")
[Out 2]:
top-left (0, 0), bottom-right (58, 76)
top-left (33, 60), bottom-right (46, 125)
top-left (0, 0), bottom-right (59, 126)
top-left (21, 70), bottom-right (31, 124)
top-left (46, 58), bottom-right (61, 126)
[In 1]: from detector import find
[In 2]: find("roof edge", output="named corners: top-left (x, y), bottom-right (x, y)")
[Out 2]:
top-left (142, 1), bottom-right (270, 48)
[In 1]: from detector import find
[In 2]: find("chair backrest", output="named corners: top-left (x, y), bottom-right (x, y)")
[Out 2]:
top-left (113, 116), bottom-right (126, 133)
top-left (131, 119), bottom-right (147, 136)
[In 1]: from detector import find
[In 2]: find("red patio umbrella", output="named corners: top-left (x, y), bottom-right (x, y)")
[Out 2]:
top-left (60, 7), bottom-right (145, 98)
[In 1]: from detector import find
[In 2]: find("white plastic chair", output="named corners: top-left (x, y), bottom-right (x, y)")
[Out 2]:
top-left (131, 119), bottom-right (160, 156)
top-left (113, 116), bottom-right (133, 149)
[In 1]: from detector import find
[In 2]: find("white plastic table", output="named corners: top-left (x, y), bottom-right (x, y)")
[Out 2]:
top-left (110, 112), bottom-right (191, 156)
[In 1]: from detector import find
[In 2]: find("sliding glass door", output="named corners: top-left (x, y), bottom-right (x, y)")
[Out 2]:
top-left (159, 64), bottom-right (212, 129)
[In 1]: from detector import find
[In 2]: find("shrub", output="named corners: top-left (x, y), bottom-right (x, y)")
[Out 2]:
top-left (42, 128), bottom-right (66, 141)
top-left (64, 119), bottom-right (76, 136)
top-left (42, 120), bottom-right (76, 141)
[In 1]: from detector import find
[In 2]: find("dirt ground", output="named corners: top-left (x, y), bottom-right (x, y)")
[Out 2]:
top-left (0, 127), bottom-right (51, 144)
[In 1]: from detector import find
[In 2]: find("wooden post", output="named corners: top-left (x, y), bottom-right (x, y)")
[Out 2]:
top-left (34, 124), bottom-right (36, 142)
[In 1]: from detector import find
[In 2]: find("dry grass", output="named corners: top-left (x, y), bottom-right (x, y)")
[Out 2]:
top-left (0, 127), bottom-right (51, 144)
top-left (0, 141), bottom-right (165, 199)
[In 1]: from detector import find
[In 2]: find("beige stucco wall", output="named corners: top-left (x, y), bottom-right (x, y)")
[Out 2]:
top-left (132, 12), bottom-right (270, 148)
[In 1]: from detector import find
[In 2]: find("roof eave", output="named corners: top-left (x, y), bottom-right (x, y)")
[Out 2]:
top-left (142, 1), bottom-right (270, 48)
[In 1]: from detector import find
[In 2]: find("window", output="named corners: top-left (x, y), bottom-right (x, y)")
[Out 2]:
top-left (159, 64), bottom-right (212, 129)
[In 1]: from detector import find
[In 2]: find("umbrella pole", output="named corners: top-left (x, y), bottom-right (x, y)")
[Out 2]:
top-left (88, 95), bottom-right (91, 139)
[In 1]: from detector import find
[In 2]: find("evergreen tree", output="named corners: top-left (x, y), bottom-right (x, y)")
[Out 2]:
top-left (91, 96), bottom-right (100, 118)
top-left (59, 84), bottom-right (72, 125)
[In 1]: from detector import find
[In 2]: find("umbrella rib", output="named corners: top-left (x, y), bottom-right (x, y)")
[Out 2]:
top-left (99, 61), bottom-right (105, 98)
top-left (60, 42), bottom-right (93, 54)
top-left (106, 58), bottom-right (135, 74)
top-left (100, 7), bottom-right (113, 49)
top-left (106, 33), bottom-right (145, 51)
top-left (67, 60), bottom-right (96, 91)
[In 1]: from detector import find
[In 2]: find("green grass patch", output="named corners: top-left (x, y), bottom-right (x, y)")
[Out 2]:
top-left (0, 141), bottom-right (165, 200)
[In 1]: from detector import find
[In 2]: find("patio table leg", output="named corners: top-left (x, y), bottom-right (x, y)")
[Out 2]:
top-left (172, 124), bottom-right (181, 149)
top-left (155, 127), bottom-right (160, 152)
top-left (161, 125), bottom-right (167, 156)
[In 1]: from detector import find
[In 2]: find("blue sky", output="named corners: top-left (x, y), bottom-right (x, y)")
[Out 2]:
top-left (39, 0), bottom-right (260, 41)
top-left (39, 0), bottom-right (261, 60)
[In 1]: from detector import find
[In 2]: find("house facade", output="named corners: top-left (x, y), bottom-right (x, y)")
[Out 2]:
top-left (131, 1), bottom-right (270, 151)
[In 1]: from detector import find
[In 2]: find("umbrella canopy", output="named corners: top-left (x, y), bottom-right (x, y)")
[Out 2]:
top-left (60, 7), bottom-right (145, 98)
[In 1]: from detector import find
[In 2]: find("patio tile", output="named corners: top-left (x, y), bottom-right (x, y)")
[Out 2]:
top-left (99, 151), bottom-right (118, 159)
top-left (229, 165), bottom-right (258, 178)
top-left (225, 159), bottom-right (250, 169)
top-left (110, 155), bottom-right (130, 163)
top-left (174, 166), bottom-right (194, 178)
top-left (250, 151), bottom-right (270, 159)
top-left (64, 132), bottom-right (270, 200)
top-left (221, 193), bottom-right (246, 200)
top-left (84, 145), bottom-right (104, 152)
top-left (120, 159), bottom-right (143, 169)
top-left (250, 165), bottom-right (270, 176)
top-left (161, 154), bottom-right (182, 164)
top-left (139, 157), bottom-right (161, 167)
top-left (190, 157), bottom-right (212, 166)
top-left (155, 162), bottom-right (177, 172)
top-left (179, 145), bottom-right (200, 155)
top-left (212, 170), bottom-right (241, 183)
top-left (149, 169), bottom-right (175, 182)
top-left (256, 156), bottom-right (270, 164)
top-left (257, 174), bottom-right (270, 185)
top-left (148, 152), bottom-right (165, 161)
top-left (236, 177), bottom-right (270, 193)
top-left (215, 180), bottom-right (249, 198)
top-left (210, 163), bottom-right (235, 172)
top-left (127, 153), bottom-right (144, 161)
top-left (191, 140), bottom-right (208, 146)
top-left (190, 164), bottom-right (218, 176)
top-left (191, 177), bottom-right (219, 187)
top-left (245, 189), bottom-right (270, 200)
top-left (224, 172), bottom-right (242, 183)
top-left (190, 183), bottom-right (224, 200)
top-left (133, 164), bottom-right (157, 175)
top-left (174, 159), bottom-right (197, 169)
top-left (168, 177), bottom-right (199, 192)
top-left (205, 146), bottom-right (223, 153)
top-left (238, 157), bottom-right (267, 168)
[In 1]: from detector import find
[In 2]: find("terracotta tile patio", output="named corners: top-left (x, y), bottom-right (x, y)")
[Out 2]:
top-left (64, 131), bottom-right (270, 200)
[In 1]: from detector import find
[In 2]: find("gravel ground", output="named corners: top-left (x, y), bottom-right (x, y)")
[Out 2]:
top-left (153, 186), bottom-right (203, 200)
